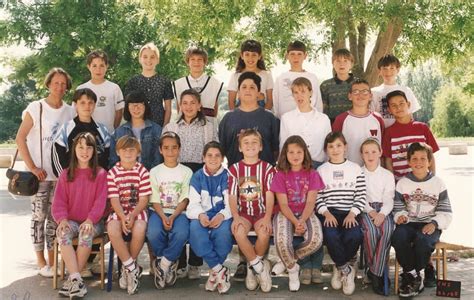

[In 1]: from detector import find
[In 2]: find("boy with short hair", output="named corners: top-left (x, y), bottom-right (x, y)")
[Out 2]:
top-left (147, 132), bottom-right (193, 290)
top-left (228, 129), bottom-right (275, 293)
top-left (391, 142), bottom-right (452, 298)
top-left (107, 136), bottom-right (152, 295)
top-left (273, 41), bottom-right (323, 118)
top-left (173, 47), bottom-right (223, 119)
top-left (332, 79), bottom-right (385, 166)
top-left (382, 90), bottom-right (439, 181)
top-left (371, 54), bottom-right (421, 128)
top-left (320, 48), bottom-right (357, 123)
top-left (77, 50), bottom-right (124, 133)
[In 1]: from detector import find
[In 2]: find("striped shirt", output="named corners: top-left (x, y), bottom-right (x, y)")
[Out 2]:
top-left (382, 121), bottom-right (439, 180)
top-left (107, 162), bottom-right (152, 222)
top-left (228, 160), bottom-right (275, 217)
top-left (393, 172), bottom-right (452, 230)
top-left (316, 160), bottom-right (366, 215)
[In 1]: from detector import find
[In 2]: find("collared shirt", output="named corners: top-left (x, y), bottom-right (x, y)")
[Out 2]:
top-left (320, 73), bottom-right (356, 121)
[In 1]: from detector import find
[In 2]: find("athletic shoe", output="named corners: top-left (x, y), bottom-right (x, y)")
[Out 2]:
top-left (165, 261), bottom-right (178, 286)
top-left (68, 278), bottom-right (87, 298)
top-left (126, 266), bottom-right (140, 295)
top-left (312, 268), bottom-right (323, 284)
top-left (331, 265), bottom-right (342, 290)
top-left (176, 267), bottom-right (188, 279)
top-left (234, 262), bottom-right (247, 281)
top-left (399, 272), bottom-right (424, 298)
top-left (188, 265), bottom-right (201, 279)
top-left (288, 264), bottom-right (300, 292)
top-left (216, 266), bottom-right (231, 294)
top-left (119, 265), bottom-right (127, 290)
top-left (300, 268), bottom-right (312, 285)
top-left (153, 259), bottom-right (165, 290)
top-left (245, 263), bottom-right (258, 291)
top-left (80, 267), bottom-right (93, 279)
top-left (271, 260), bottom-right (286, 276)
top-left (256, 259), bottom-right (272, 293)
top-left (205, 269), bottom-right (218, 292)
top-left (38, 265), bottom-right (54, 278)
top-left (342, 265), bottom-right (355, 295)
top-left (58, 277), bottom-right (73, 297)
top-left (363, 269), bottom-right (373, 284)
top-left (370, 271), bottom-right (385, 295)
top-left (424, 263), bottom-right (437, 287)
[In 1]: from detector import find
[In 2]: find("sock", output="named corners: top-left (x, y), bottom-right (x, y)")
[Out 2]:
top-left (69, 272), bottom-right (81, 281)
top-left (408, 269), bottom-right (417, 277)
top-left (339, 263), bottom-right (351, 275)
top-left (288, 264), bottom-right (298, 273)
top-left (250, 258), bottom-right (264, 274)
top-left (123, 257), bottom-right (136, 272)
top-left (160, 257), bottom-right (172, 273)
top-left (212, 264), bottom-right (223, 273)
top-left (256, 255), bottom-right (263, 261)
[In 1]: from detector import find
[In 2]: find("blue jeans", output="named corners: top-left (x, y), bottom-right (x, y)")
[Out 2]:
top-left (147, 211), bottom-right (189, 262)
top-left (323, 209), bottom-right (363, 267)
top-left (189, 219), bottom-right (233, 269)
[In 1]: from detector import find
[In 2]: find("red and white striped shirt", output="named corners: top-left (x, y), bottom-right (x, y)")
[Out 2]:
top-left (228, 160), bottom-right (275, 217)
top-left (382, 121), bottom-right (439, 180)
top-left (107, 162), bottom-right (152, 222)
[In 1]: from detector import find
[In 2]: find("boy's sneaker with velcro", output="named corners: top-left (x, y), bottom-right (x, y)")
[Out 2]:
top-left (69, 278), bottom-right (87, 298)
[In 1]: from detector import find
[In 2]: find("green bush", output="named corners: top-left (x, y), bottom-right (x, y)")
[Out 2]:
top-left (431, 83), bottom-right (474, 137)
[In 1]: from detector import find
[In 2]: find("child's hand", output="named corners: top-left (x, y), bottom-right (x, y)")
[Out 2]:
top-left (161, 215), bottom-right (172, 231)
top-left (396, 215), bottom-right (408, 225)
top-left (120, 217), bottom-right (131, 235)
top-left (57, 219), bottom-right (71, 236)
top-left (79, 219), bottom-right (94, 236)
top-left (371, 212), bottom-right (385, 227)
top-left (323, 211), bottom-right (338, 227)
top-left (259, 218), bottom-right (272, 235)
top-left (231, 217), bottom-right (245, 235)
top-left (343, 212), bottom-right (358, 228)
top-left (126, 215), bottom-right (135, 230)
top-left (209, 214), bottom-right (224, 228)
top-left (199, 213), bottom-right (210, 227)
top-left (294, 220), bottom-right (306, 236)
top-left (422, 223), bottom-right (436, 235)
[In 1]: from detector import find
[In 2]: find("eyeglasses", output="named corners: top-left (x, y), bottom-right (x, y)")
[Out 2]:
top-left (351, 89), bottom-right (371, 95)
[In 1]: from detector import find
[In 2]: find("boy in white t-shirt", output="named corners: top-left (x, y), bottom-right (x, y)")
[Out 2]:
top-left (273, 41), bottom-right (323, 118)
top-left (173, 47), bottom-right (223, 119)
top-left (370, 54), bottom-right (420, 128)
top-left (77, 50), bottom-right (124, 132)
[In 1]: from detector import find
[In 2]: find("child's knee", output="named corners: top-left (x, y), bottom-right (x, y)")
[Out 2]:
top-left (133, 220), bottom-right (147, 234)
top-left (107, 221), bottom-right (122, 237)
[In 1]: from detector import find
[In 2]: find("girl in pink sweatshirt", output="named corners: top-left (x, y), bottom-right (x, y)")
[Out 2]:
top-left (52, 132), bottom-right (107, 298)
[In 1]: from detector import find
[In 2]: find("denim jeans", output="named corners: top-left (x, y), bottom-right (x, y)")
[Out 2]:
top-left (189, 219), bottom-right (233, 269)
top-left (147, 211), bottom-right (189, 262)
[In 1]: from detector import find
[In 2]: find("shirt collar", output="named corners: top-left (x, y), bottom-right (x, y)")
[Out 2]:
top-left (334, 73), bottom-right (354, 84)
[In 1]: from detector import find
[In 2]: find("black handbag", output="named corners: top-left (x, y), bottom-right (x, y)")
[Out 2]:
top-left (6, 102), bottom-right (43, 197)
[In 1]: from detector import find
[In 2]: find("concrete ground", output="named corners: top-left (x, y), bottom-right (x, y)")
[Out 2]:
top-left (1, 145), bottom-right (473, 299)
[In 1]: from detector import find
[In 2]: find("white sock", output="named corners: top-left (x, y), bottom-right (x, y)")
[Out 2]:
top-left (160, 257), bottom-right (172, 273)
top-left (250, 258), bottom-right (263, 273)
top-left (69, 272), bottom-right (81, 281)
top-left (212, 264), bottom-right (223, 273)
top-left (123, 257), bottom-right (136, 271)
top-left (288, 264), bottom-right (298, 273)
top-left (408, 269), bottom-right (417, 277)
top-left (256, 255), bottom-right (263, 261)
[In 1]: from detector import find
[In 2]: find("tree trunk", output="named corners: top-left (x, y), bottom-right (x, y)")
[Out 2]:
top-left (364, 17), bottom-right (403, 86)
top-left (332, 16), bottom-right (346, 51)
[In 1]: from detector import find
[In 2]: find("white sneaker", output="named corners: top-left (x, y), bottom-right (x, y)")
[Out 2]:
top-left (300, 268), bottom-right (312, 285)
top-left (342, 265), bottom-right (356, 295)
top-left (68, 278), bottom-right (87, 298)
top-left (245, 263), bottom-right (258, 291)
top-left (288, 264), bottom-right (300, 292)
top-left (58, 277), bottom-right (73, 297)
top-left (188, 265), bottom-right (200, 279)
top-left (331, 265), bottom-right (342, 290)
top-left (80, 267), bottom-right (93, 279)
top-left (126, 266), bottom-right (140, 295)
top-left (256, 259), bottom-right (272, 293)
top-left (271, 260), bottom-right (286, 275)
top-left (312, 268), bottom-right (323, 284)
top-left (119, 265), bottom-right (127, 290)
top-left (205, 269), bottom-right (218, 292)
top-left (165, 261), bottom-right (178, 286)
top-left (38, 265), bottom-right (54, 278)
top-left (216, 266), bottom-right (231, 294)
top-left (176, 267), bottom-right (188, 279)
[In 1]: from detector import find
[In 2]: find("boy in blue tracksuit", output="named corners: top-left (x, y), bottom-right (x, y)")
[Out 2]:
top-left (186, 141), bottom-right (233, 294)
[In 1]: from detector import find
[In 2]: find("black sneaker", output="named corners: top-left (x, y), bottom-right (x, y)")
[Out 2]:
top-left (371, 272), bottom-right (384, 295)
top-left (424, 264), bottom-right (437, 287)
top-left (234, 262), bottom-right (247, 282)
top-left (399, 272), bottom-right (424, 298)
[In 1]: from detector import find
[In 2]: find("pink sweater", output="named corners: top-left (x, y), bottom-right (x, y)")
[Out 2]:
top-left (52, 168), bottom-right (107, 224)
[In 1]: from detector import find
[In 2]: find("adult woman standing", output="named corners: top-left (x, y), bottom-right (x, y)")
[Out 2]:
top-left (15, 68), bottom-right (75, 277)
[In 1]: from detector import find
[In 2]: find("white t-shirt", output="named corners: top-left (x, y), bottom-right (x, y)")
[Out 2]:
top-left (362, 165), bottom-right (395, 217)
top-left (273, 70), bottom-right (323, 118)
top-left (22, 99), bottom-right (75, 181)
top-left (227, 70), bottom-right (274, 94)
top-left (370, 84), bottom-right (420, 127)
top-left (77, 80), bottom-right (124, 133)
top-left (280, 108), bottom-right (331, 162)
